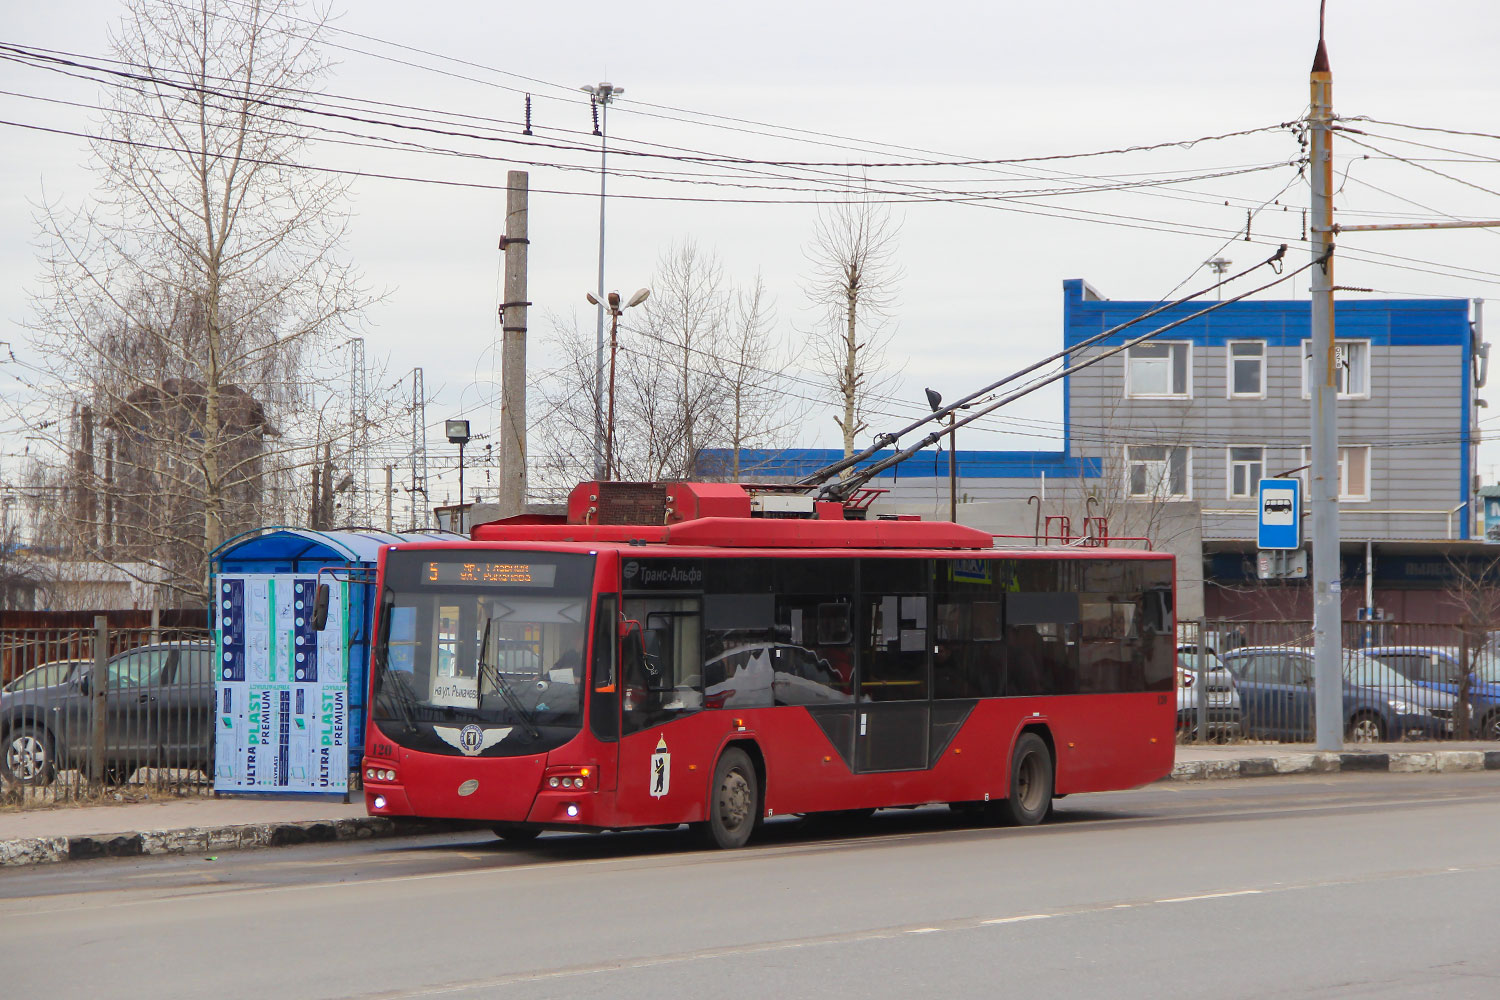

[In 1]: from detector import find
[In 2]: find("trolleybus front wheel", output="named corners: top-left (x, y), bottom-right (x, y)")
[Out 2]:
top-left (492, 824), bottom-right (541, 844)
top-left (700, 748), bottom-right (759, 849)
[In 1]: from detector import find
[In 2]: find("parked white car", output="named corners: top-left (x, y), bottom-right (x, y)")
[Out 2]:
top-left (1175, 645), bottom-right (1242, 741)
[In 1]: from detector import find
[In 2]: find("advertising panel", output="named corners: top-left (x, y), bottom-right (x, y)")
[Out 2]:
top-left (213, 573), bottom-right (350, 795)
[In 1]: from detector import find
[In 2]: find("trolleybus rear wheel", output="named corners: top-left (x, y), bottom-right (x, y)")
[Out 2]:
top-left (702, 748), bottom-right (758, 849)
top-left (999, 733), bottom-right (1053, 826)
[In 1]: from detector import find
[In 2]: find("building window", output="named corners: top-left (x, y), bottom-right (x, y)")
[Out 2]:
top-left (1125, 445), bottom-right (1190, 499)
top-left (1227, 341), bottom-right (1265, 397)
top-left (1126, 342), bottom-right (1190, 397)
top-left (1300, 445), bottom-right (1371, 501)
top-left (1227, 446), bottom-right (1264, 498)
top-left (1301, 339), bottom-right (1370, 398)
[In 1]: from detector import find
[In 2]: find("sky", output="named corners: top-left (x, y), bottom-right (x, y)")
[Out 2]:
top-left (3, 0), bottom-right (1500, 517)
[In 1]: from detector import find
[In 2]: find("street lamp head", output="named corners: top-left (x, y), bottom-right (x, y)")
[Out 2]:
top-left (581, 82), bottom-right (623, 100)
top-left (445, 419), bottom-right (471, 445)
top-left (585, 292), bottom-right (601, 306)
top-left (626, 287), bottom-right (651, 309)
top-left (607, 290), bottom-right (622, 310)
top-left (925, 388), bottom-right (943, 413)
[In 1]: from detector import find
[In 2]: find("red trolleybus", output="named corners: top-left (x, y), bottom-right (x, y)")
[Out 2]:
top-left (361, 482), bottom-right (1176, 848)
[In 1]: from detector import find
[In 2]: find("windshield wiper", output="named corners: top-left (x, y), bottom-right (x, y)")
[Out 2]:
top-left (477, 616), bottom-right (540, 740)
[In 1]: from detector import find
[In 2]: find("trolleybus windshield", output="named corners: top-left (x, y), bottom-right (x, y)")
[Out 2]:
top-left (373, 551), bottom-right (596, 757)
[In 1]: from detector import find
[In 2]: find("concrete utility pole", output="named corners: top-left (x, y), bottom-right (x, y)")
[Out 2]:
top-left (499, 170), bottom-right (530, 518)
top-left (410, 367), bottom-right (427, 531)
top-left (385, 464), bottom-right (394, 532)
top-left (1308, 26), bottom-right (1343, 750)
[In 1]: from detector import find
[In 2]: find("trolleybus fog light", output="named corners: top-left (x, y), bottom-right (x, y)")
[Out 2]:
top-left (373, 795), bottom-right (387, 810)
top-left (566, 804), bottom-right (579, 818)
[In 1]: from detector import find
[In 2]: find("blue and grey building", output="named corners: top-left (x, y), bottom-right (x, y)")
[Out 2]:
top-left (710, 279), bottom-right (1487, 618)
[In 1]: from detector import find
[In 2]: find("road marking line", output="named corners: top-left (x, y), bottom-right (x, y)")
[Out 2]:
top-left (906, 927), bottom-right (941, 934)
top-left (981, 914), bottom-right (1051, 925)
top-left (1155, 890), bottom-right (1263, 904)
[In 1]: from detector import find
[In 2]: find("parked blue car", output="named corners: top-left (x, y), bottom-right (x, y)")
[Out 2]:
top-left (1219, 646), bottom-right (1455, 743)
top-left (1360, 646), bottom-right (1500, 740)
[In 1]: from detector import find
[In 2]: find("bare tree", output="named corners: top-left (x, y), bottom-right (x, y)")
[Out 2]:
top-left (702, 273), bottom-right (809, 480)
top-left (803, 193), bottom-right (904, 462)
top-left (15, 0), bottom-right (377, 604)
top-left (634, 240), bottom-right (729, 476)
top-left (1441, 555), bottom-right (1500, 739)
top-left (532, 243), bottom-right (807, 490)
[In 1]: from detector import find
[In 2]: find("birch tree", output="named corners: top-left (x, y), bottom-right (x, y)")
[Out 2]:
top-left (18, 0), bottom-right (375, 603)
top-left (803, 194), bottom-right (904, 462)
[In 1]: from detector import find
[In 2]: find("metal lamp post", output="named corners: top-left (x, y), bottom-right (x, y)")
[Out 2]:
top-left (925, 388), bottom-right (965, 523)
top-left (446, 419), bottom-right (471, 508)
top-left (586, 287), bottom-right (651, 480)
top-left (581, 81), bottom-right (624, 480)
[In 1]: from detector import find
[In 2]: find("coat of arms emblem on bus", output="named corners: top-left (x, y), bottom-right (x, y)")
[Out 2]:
top-left (650, 736), bottom-right (671, 797)
top-left (434, 724), bottom-right (511, 756)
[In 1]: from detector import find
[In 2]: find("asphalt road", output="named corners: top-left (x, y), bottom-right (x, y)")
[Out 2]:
top-left (3, 772), bottom-right (1499, 1000)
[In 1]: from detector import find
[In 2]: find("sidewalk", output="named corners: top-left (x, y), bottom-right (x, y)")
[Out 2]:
top-left (1170, 740), bottom-right (1500, 780)
top-left (0, 792), bottom-right (451, 868)
top-left (2, 742), bottom-right (1497, 868)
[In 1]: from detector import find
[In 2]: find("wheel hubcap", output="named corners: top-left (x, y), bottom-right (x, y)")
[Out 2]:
top-left (1017, 752), bottom-right (1044, 811)
top-left (8, 736), bottom-right (45, 781)
top-left (1351, 719), bottom-right (1379, 743)
top-left (719, 769), bottom-right (752, 831)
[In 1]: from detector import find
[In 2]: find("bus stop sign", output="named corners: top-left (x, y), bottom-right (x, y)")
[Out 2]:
top-left (1257, 477), bottom-right (1301, 550)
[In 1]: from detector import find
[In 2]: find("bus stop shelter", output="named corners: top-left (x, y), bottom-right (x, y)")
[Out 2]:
top-left (209, 528), bottom-right (444, 797)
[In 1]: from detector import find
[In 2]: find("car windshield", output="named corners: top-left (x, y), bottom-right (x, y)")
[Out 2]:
top-left (1343, 654), bottom-right (1412, 688)
top-left (373, 550), bottom-right (595, 757)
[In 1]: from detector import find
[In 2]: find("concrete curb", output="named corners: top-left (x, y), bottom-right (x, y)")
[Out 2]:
top-left (4, 753), bottom-right (1497, 868)
top-left (0, 816), bottom-right (462, 869)
top-left (1168, 749), bottom-right (1500, 781)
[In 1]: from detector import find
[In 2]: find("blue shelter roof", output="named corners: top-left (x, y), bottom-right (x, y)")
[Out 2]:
top-left (210, 527), bottom-right (457, 572)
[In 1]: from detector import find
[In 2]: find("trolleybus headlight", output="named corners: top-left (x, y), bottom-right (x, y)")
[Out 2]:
top-left (549, 776), bottom-right (561, 788)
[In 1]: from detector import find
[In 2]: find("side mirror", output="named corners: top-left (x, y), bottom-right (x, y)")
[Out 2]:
top-left (77, 671), bottom-right (92, 696)
top-left (312, 583), bottom-right (330, 632)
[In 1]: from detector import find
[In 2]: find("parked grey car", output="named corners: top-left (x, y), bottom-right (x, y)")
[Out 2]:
top-left (0, 642), bottom-right (214, 786)
top-left (1220, 646), bottom-right (1455, 742)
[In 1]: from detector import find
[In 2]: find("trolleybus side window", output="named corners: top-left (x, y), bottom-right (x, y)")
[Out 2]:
top-left (1078, 597), bottom-right (1142, 693)
top-left (1140, 563), bottom-right (1176, 691)
top-left (1006, 589), bottom-right (1079, 695)
top-left (622, 597), bottom-right (702, 733)
top-left (703, 576), bottom-right (777, 711)
top-left (933, 559), bottom-right (1006, 699)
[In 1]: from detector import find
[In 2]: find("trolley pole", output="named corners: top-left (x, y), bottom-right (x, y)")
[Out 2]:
top-left (1308, 30), bottom-right (1344, 750)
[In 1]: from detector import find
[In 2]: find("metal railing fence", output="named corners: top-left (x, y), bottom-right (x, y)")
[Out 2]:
top-left (1, 620), bottom-right (214, 807)
top-left (1177, 619), bottom-right (1500, 745)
